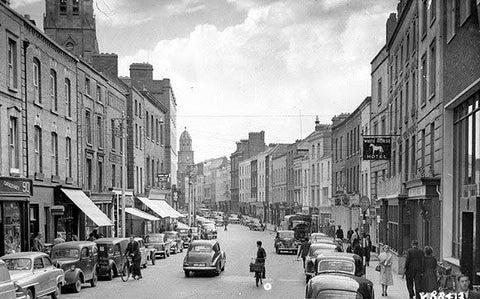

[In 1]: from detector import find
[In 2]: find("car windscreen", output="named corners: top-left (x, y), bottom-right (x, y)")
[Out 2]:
top-left (190, 245), bottom-right (213, 252)
top-left (279, 232), bottom-right (294, 238)
top-left (308, 245), bottom-right (336, 256)
top-left (52, 248), bottom-right (80, 259)
top-left (318, 260), bottom-right (355, 274)
top-left (149, 235), bottom-right (165, 242)
top-left (4, 258), bottom-right (32, 271)
top-left (316, 290), bottom-right (363, 298)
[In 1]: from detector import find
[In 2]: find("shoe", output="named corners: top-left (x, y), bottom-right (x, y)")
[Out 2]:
top-left (137, 275), bottom-right (143, 280)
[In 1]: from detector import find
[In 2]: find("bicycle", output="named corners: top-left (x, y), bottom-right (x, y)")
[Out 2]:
top-left (250, 258), bottom-right (266, 287)
top-left (437, 262), bottom-right (455, 292)
top-left (121, 256), bottom-right (134, 282)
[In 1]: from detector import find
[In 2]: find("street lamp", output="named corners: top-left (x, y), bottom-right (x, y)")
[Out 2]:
top-left (186, 166), bottom-right (197, 227)
top-left (112, 112), bottom-right (128, 237)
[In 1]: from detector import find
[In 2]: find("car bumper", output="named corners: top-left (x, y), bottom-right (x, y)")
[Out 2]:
top-left (183, 266), bottom-right (216, 271)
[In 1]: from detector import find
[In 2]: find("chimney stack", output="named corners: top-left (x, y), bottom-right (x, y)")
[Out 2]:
top-left (386, 13), bottom-right (397, 44)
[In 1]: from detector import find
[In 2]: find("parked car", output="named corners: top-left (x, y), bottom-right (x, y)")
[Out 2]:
top-left (183, 240), bottom-right (226, 277)
top-left (50, 241), bottom-right (98, 293)
top-left (0, 258), bottom-right (35, 299)
top-left (249, 219), bottom-right (265, 231)
top-left (304, 243), bottom-right (339, 282)
top-left (309, 233), bottom-right (327, 242)
top-left (134, 238), bottom-right (156, 267)
top-left (165, 231), bottom-right (184, 254)
top-left (313, 252), bottom-right (364, 278)
top-left (305, 273), bottom-right (374, 299)
top-left (201, 222), bottom-right (217, 239)
top-left (228, 214), bottom-right (240, 224)
top-left (215, 217), bottom-right (224, 226)
top-left (146, 234), bottom-right (171, 259)
top-left (176, 228), bottom-right (191, 248)
top-left (274, 230), bottom-right (297, 254)
top-left (94, 238), bottom-right (129, 280)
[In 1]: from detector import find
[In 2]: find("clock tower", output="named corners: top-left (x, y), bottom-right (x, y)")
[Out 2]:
top-left (177, 128), bottom-right (194, 209)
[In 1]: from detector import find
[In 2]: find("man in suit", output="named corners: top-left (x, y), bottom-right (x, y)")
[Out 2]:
top-left (458, 274), bottom-right (480, 299)
top-left (125, 235), bottom-right (142, 280)
top-left (405, 240), bottom-right (424, 299)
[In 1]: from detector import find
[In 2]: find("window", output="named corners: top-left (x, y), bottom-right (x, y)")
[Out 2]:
top-left (60, 0), bottom-right (67, 14)
top-left (34, 126), bottom-right (43, 173)
top-left (65, 79), bottom-right (71, 117)
top-left (50, 70), bottom-right (58, 111)
top-left (421, 54), bottom-right (427, 105)
top-left (146, 111), bottom-right (149, 138)
top-left (422, 0), bottom-right (428, 36)
top-left (85, 77), bottom-right (91, 96)
top-left (460, 0), bottom-right (471, 24)
top-left (429, 41), bottom-right (436, 98)
top-left (405, 139), bottom-right (410, 181)
top-left (139, 103), bottom-right (142, 118)
top-left (8, 39), bottom-right (18, 89)
top-left (9, 117), bottom-right (19, 170)
top-left (411, 135), bottom-right (416, 179)
top-left (377, 78), bottom-right (382, 105)
top-left (135, 124), bottom-right (138, 147)
top-left (430, 0), bottom-right (436, 23)
top-left (66, 137), bottom-right (72, 178)
top-left (381, 118), bottom-right (386, 135)
top-left (156, 120), bottom-right (159, 142)
top-left (421, 129), bottom-right (426, 171)
top-left (405, 81), bottom-right (409, 122)
top-left (85, 110), bottom-right (92, 144)
top-left (430, 122), bottom-right (435, 174)
top-left (86, 158), bottom-right (92, 190)
top-left (96, 85), bottom-right (102, 102)
top-left (112, 164), bottom-right (116, 188)
top-left (51, 132), bottom-right (58, 176)
top-left (447, 0), bottom-right (456, 40)
top-left (399, 90), bottom-right (403, 127)
top-left (135, 100), bottom-right (138, 115)
top-left (111, 120), bottom-right (116, 150)
top-left (140, 126), bottom-right (143, 149)
top-left (340, 136), bottom-right (343, 160)
top-left (399, 144), bottom-right (402, 175)
top-left (146, 157), bottom-right (150, 186)
top-left (412, 71), bottom-right (417, 110)
top-left (97, 116), bottom-right (103, 148)
top-left (394, 97), bottom-right (398, 131)
top-left (97, 161), bottom-right (103, 192)
top-left (151, 115), bottom-right (154, 142)
top-left (406, 33), bottom-right (410, 58)
top-left (72, 0), bottom-right (79, 15)
top-left (33, 59), bottom-right (41, 103)
top-left (160, 123), bottom-right (164, 145)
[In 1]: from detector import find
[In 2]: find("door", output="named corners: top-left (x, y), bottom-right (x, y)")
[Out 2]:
top-left (461, 212), bottom-right (474, 281)
top-left (33, 257), bottom-right (46, 296)
top-left (80, 247), bottom-right (91, 280)
top-left (43, 256), bottom-right (56, 293)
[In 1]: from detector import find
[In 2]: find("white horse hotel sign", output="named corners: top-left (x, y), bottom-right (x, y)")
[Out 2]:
top-left (362, 137), bottom-right (392, 160)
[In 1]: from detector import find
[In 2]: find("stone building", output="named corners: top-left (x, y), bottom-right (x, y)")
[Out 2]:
top-left (177, 128), bottom-right (195, 210)
top-left (271, 146), bottom-right (289, 225)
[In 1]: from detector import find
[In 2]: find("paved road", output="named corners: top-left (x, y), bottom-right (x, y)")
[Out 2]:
top-left (57, 224), bottom-right (307, 299)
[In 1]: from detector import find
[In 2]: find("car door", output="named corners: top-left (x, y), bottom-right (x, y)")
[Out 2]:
top-left (91, 245), bottom-right (98, 274)
top-left (42, 256), bottom-right (57, 294)
top-left (113, 243), bottom-right (122, 270)
top-left (138, 240), bottom-right (146, 265)
top-left (33, 257), bottom-right (47, 296)
top-left (80, 247), bottom-right (91, 280)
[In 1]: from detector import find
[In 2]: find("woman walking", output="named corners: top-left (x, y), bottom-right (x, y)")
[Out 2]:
top-left (364, 235), bottom-right (372, 266)
top-left (422, 246), bottom-right (438, 293)
top-left (378, 245), bottom-right (393, 296)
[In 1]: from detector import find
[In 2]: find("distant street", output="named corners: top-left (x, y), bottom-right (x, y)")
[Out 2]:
top-left (54, 224), bottom-right (306, 299)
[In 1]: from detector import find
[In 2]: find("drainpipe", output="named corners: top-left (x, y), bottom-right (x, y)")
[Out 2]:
top-left (22, 38), bottom-right (30, 252)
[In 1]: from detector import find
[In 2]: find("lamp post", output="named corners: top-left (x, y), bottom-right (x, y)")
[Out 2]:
top-left (112, 112), bottom-right (128, 238)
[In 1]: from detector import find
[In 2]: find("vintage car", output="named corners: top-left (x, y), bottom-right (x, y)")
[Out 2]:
top-left (146, 234), bottom-right (172, 259)
top-left (249, 219), bottom-right (265, 231)
top-left (165, 231), bottom-right (184, 254)
top-left (94, 238), bottom-right (129, 280)
top-left (50, 241), bottom-right (98, 293)
top-left (309, 233), bottom-right (327, 242)
top-left (183, 240), bottom-right (226, 277)
top-left (305, 243), bottom-right (340, 282)
top-left (313, 252), bottom-right (364, 278)
top-left (305, 273), bottom-right (374, 299)
top-left (228, 214), bottom-right (240, 224)
top-left (176, 228), bottom-right (191, 248)
top-left (274, 230), bottom-right (298, 254)
top-left (1, 252), bottom-right (63, 299)
top-left (201, 222), bottom-right (217, 240)
top-left (0, 259), bottom-right (17, 299)
top-left (215, 217), bottom-right (224, 227)
top-left (134, 237), bottom-right (156, 267)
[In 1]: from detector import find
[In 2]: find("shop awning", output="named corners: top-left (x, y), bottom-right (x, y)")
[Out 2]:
top-left (61, 188), bottom-right (113, 227)
top-left (137, 197), bottom-right (182, 218)
top-left (125, 207), bottom-right (160, 221)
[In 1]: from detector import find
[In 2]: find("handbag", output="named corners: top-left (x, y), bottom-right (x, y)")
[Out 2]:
top-left (375, 263), bottom-right (381, 272)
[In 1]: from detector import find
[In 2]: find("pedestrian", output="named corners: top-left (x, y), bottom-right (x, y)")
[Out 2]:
top-left (125, 234), bottom-right (142, 280)
top-left (347, 228), bottom-right (354, 243)
top-left (255, 240), bottom-right (267, 279)
top-left (405, 240), bottom-right (425, 299)
top-left (421, 246), bottom-right (438, 293)
top-left (335, 225), bottom-right (344, 241)
top-left (297, 237), bottom-right (311, 269)
top-left (364, 234), bottom-right (372, 266)
top-left (351, 228), bottom-right (359, 244)
top-left (457, 274), bottom-right (480, 299)
top-left (53, 232), bottom-right (65, 245)
top-left (352, 239), bottom-right (363, 257)
top-left (32, 233), bottom-right (44, 252)
top-left (378, 245), bottom-right (393, 296)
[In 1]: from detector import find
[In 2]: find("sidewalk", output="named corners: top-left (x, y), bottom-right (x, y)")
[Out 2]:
top-left (366, 254), bottom-right (410, 298)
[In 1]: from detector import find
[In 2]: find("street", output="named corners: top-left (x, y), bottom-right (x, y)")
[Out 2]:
top-left (55, 224), bottom-right (306, 299)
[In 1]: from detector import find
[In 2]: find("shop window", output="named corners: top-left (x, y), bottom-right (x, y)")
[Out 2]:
top-left (3, 202), bottom-right (22, 254)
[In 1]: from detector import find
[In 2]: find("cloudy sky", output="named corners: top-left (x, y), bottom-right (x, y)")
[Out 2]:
top-left (14, 0), bottom-right (398, 162)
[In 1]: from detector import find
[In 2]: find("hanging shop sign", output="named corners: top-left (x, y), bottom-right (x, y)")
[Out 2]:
top-left (362, 137), bottom-right (392, 160)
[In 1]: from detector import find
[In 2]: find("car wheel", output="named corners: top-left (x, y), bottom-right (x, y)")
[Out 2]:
top-left (221, 263), bottom-right (225, 271)
top-left (90, 270), bottom-right (98, 287)
top-left (275, 248), bottom-right (279, 254)
top-left (184, 270), bottom-right (190, 277)
top-left (51, 282), bottom-right (62, 299)
top-left (73, 279), bottom-right (82, 293)
top-left (27, 289), bottom-right (34, 299)
top-left (215, 263), bottom-right (221, 276)
top-left (151, 253), bottom-right (156, 265)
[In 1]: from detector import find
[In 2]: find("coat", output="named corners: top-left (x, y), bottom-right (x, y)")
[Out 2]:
top-left (125, 240), bottom-right (141, 261)
top-left (422, 256), bottom-right (438, 292)
top-left (378, 252), bottom-right (393, 286)
top-left (405, 247), bottom-right (425, 277)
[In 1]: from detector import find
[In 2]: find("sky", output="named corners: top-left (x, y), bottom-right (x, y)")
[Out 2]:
top-left (13, 0), bottom-right (398, 163)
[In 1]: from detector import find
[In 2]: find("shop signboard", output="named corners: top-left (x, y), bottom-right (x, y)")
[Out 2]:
top-left (362, 137), bottom-right (392, 160)
top-left (0, 177), bottom-right (32, 196)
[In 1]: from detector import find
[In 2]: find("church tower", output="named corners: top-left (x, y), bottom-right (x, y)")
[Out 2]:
top-left (44, 0), bottom-right (99, 62)
top-left (178, 128), bottom-right (194, 172)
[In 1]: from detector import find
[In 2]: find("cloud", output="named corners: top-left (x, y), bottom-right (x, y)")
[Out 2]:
top-left (118, 0), bottom-right (397, 160)
top-left (9, 0), bottom-right (42, 9)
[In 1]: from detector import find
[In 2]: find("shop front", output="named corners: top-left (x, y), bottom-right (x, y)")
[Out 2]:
top-left (0, 177), bottom-right (32, 255)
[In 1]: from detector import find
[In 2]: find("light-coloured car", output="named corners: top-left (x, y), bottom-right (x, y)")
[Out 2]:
top-left (146, 234), bottom-right (172, 259)
top-left (0, 259), bottom-right (19, 299)
top-left (1, 252), bottom-right (64, 299)
top-left (228, 214), bottom-right (240, 224)
top-left (133, 238), bottom-right (156, 267)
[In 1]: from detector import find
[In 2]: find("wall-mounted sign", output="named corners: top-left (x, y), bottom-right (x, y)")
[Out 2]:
top-left (0, 177), bottom-right (32, 196)
top-left (363, 137), bottom-right (392, 160)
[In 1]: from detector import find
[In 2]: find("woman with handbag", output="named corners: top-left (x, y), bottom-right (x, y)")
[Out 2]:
top-left (378, 245), bottom-right (393, 296)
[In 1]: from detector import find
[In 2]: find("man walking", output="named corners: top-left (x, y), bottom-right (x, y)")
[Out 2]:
top-left (32, 233), bottom-right (44, 252)
top-left (405, 240), bottom-right (424, 299)
top-left (335, 225), bottom-right (344, 241)
top-left (125, 235), bottom-right (142, 280)
top-left (297, 237), bottom-right (311, 269)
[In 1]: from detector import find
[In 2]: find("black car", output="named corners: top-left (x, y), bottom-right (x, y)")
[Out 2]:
top-left (305, 273), bottom-right (374, 299)
top-left (274, 230), bottom-right (297, 254)
top-left (313, 252), bottom-right (364, 278)
top-left (94, 238), bottom-right (129, 280)
top-left (183, 240), bottom-right (226, 277)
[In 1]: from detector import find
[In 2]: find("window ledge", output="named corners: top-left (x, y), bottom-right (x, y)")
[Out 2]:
top-left (429, 17), bottom-right (436, 28)
top-left (65, 177), bottom-right (74, 185)
top-left (428, 94), bottom-right (435, 101)
top-left (33, 101), bottom-right (43, 109)
top-left (65, 116), bottom-right (72, 121)
top-left (420, 102), bottom-right (427, 109)
top-left (51, 175), bottom-right (60, 183)
top-left (50, 108), bottom-right (59, 116)
top-left (8, 87), bottom-right (19, 93)
top-left (34, 172), bottom-right (44, 181)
